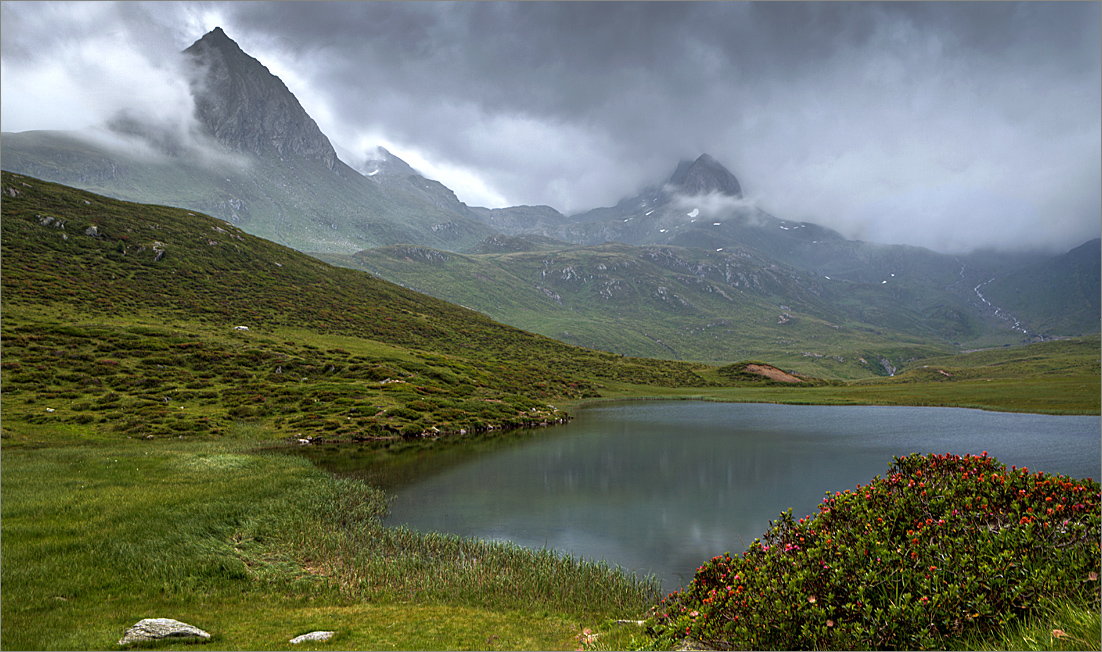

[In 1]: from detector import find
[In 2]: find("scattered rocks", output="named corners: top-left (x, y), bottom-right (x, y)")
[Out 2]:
top-left (290, 631), bottom-right (335, 644)
top-left (37, 214), bottom-right (66, 229)
top-left (118, 618), bottom-right (210, 646)
top-left (84, 225), bottom-right (100, 237)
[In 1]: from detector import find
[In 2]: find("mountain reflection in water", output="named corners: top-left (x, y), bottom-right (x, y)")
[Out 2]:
top-left (300, 401), bottom-right (1100, 592)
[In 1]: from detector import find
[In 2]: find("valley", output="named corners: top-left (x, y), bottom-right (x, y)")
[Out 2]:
top-left (1, 22), bottom-right (1099, 652)
top-left (3, 28), bottom-right (1098, 373)
top-left (2, 171), bottom-right (1098, 651)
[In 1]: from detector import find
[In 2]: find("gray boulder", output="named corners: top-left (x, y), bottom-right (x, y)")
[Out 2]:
top-left (118, 618), bottom-right (211, 646)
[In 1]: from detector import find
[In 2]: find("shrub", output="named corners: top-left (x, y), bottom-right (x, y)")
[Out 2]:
top-left (648, 453), bottom-right (1101, 650)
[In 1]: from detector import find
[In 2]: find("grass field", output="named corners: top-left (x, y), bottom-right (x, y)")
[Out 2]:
top-left (0, 436), bottom-right (661, 650)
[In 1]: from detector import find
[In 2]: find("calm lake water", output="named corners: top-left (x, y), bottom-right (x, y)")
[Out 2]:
top-left (307, 401), bottom-right (1101, 592)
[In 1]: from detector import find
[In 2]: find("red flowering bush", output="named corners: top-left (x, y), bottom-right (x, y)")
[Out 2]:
top-left (648, 453), bottom-right (1100, 650)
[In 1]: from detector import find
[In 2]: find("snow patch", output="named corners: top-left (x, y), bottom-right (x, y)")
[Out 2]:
top-left (687, 208), bottom-right (700, 218)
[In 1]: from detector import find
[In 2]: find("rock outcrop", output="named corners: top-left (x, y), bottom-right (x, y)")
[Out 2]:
top-left (118, 618), bottom-right (211, 646)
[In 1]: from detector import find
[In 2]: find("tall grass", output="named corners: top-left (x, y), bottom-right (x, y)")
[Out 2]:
top-left (1, 439), bottom-right (658, 650)
top-left (954, 598), bottom-right (1102, 651)
top-left (250, 473), bottom-right (662, 615)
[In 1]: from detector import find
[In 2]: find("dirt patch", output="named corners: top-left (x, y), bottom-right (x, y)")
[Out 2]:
top-left (744, 364), bottom-right (803, 384)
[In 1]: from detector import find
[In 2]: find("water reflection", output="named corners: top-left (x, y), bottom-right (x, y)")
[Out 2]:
top-left (303, 401), bottom-right (1100, 592)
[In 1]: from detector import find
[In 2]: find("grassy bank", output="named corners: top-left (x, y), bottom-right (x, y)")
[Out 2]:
top-left (6, 433), bottom-right (1095, 651)
top-left (0, 435), bottom-right (659, 650)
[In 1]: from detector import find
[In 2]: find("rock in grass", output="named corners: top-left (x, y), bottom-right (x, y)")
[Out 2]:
top-left (118, 618), bottom-right (211, 646)
top-left (290, 631), bottom-right (335, 644)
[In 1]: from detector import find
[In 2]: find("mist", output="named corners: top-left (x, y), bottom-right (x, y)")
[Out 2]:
top-left (2, 1), bottom-right (1099, 254)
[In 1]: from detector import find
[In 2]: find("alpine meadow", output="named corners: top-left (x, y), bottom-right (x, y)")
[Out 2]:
top-left (2, 12), bottom-right (1100, 652)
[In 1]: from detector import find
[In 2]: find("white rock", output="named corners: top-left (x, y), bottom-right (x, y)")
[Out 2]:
top-left (290, 630), bottom-right (336, 644)
top-left (118, 618), bottom-right (211, 646)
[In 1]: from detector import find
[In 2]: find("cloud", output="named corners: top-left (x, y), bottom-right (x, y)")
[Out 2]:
top-left (668, 191), bottom-right (765, 226)
top-left (2, 1), bottom-right (1098, 254)
top-left (1, 2), bottom-right (201, 134)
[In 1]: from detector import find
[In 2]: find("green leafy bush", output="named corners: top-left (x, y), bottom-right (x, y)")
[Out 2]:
top-left (649, 453), bottom-right (1100, 650)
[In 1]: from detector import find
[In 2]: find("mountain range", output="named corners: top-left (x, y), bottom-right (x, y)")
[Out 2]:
top-left (2, 26), bottom-right (1097, 372)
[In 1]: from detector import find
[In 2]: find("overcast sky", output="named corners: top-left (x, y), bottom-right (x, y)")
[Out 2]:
top-left (2, 1), bottom-right (1099, 253)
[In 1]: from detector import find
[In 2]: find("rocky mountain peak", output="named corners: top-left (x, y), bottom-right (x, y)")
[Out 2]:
top-left (360, 146), bottom-right (419, 178)
top-left (183, 27), bottom-right (342, 171)
top-left (667, 153), bottom-right (743, 197)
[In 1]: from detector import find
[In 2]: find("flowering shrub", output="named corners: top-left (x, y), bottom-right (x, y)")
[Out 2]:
top-left (649, 453), bottom-right (1100, 650)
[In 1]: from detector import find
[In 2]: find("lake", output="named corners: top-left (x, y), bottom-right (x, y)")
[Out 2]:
top-left (305, 401), bottom-right (1101, 592)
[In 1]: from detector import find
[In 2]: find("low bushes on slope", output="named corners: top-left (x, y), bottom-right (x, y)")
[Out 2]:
top-left (648, 453), bottom-right (1100, 650)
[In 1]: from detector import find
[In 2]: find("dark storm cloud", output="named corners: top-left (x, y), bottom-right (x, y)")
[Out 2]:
top-left (2, 1), bottom-right (1099, 253)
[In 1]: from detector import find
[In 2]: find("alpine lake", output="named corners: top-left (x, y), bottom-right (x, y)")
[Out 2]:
top-left (295, 401), bottom-right (1101, 593)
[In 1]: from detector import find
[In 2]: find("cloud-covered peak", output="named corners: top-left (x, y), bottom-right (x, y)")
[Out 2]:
top-left (667, 154), bottom-right (743, 198)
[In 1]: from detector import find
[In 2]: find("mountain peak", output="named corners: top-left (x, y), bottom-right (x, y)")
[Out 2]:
top-left (183, 28), bottom-right (342, 171)
top-left (187, 27), bottom-right (241, 56)
top-left (667, 154), bottom-right (742, 197)
top-left (361, 146), bottom-right (419, 178)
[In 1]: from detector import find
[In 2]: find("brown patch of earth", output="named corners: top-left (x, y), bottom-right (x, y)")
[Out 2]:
top-left (745, 364), bottom-right (803, 384)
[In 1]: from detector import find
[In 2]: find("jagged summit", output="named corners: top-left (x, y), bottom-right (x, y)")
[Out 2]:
top-left (361, 146), bottom-right (419, 178)
top-left (183, 27), bottom-right (343, 171)
top-left (667, 154), bottom-right (742, 197)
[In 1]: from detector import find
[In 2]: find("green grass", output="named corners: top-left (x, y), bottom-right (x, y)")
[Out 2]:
top-left (950, 598), bottom-right (1101, 651)
top-left (0, 437), bottom-right (657, 650)
top-left (581, 335), bottom-right (1101, 416)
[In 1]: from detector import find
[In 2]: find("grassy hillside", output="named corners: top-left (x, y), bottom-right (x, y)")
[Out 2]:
top-left (1, 130), bottom-right (497, 253)
top-left (980, 239), bottom-right (1102, 336)
top-left (328, 241), bottom-right (995, 376)
top-left (1, 171), bottom-right (716, 442)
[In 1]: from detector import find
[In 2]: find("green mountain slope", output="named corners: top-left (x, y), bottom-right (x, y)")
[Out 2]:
top-left (2, 130), bottom-right (497, 254)
top-left (979, 238), bottom-right (1101, 336)
top-left (0, 171), bottom-right (709, 441)
top-left (330, 240), bottom-right (969, 377)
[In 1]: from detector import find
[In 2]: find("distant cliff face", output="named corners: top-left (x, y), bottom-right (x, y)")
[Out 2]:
top-left (183, 27), bottom-right (341, 171)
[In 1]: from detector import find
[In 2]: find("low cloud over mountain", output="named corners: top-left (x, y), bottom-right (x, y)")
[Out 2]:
top-left (2, 2), bottom-right (1099, 253)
